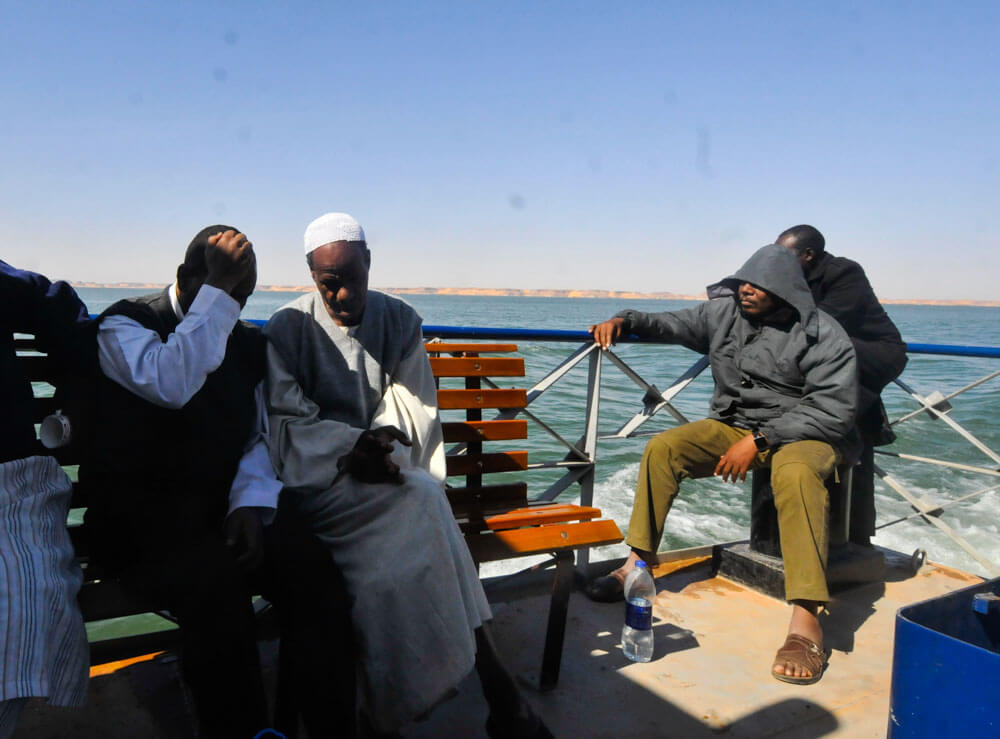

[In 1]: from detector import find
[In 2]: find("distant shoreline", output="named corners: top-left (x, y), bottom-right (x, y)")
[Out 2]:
top-left (70, 282), bottom-right (1000, 307)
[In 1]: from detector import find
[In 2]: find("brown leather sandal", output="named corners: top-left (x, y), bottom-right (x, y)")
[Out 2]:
top-left (585, 573), bottom-right (625, 603)
top-left (771, 634), bottom-right (828, 685)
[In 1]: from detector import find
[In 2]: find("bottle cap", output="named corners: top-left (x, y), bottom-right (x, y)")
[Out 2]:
top-left (635, 560), bottom-right (647, 569)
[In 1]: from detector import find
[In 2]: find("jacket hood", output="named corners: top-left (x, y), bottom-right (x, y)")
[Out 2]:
top-left (706, 243), bottom-right (819, 339)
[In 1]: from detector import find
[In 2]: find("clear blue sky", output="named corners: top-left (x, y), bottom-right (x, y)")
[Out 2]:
top-left (1, 1), bottom-right (997, 299)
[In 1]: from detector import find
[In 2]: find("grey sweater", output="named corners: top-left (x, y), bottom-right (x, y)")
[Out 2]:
top-left (617, 244), bottom-right (858, 452)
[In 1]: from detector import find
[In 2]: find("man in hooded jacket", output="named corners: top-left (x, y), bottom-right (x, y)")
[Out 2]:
top-left (585, 244), bottom-right (859, 685)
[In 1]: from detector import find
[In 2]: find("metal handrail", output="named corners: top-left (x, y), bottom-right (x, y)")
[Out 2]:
top-left (417, 325), bottom-right (1000, 576)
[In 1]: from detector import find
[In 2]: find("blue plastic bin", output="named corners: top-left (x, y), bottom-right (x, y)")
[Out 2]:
top-left (888, 577), bottom-right (1000, 736)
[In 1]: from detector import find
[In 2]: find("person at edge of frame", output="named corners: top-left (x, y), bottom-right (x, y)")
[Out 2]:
top-left (0, 260), bottom-right (94, 739)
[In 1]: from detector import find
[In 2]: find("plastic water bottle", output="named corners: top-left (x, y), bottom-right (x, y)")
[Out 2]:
top-left (621, 560), bottom-right (655, 662)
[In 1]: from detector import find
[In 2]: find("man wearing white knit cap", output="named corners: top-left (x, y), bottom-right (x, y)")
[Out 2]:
top-left (264, 213), bottom-right (551, 737)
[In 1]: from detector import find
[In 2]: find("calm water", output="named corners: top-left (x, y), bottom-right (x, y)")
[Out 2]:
top-left (77, 287), bottom-right (1000, 579)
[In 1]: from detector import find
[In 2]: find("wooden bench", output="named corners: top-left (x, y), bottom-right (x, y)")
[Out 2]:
top-left (20, 334), bottom-right (623, 690)
top-left (426, 342), bottom-right (623, 690)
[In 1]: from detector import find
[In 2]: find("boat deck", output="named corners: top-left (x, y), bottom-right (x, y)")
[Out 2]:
top-left (13, 547), bottom-right (983, 738)
top-left (419, 547), bottom-right (981, 738)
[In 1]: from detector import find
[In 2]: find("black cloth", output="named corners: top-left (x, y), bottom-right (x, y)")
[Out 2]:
top-left (82, 288), bottom-right (265, 567)
top-left (117, 500), bottom-right (356, 739)
top-left (806, 252), bottom-right (908, 543)
top-left (805, 252), bottom-right (907, 410)
top-left (0, 260), bottom-right (95, 463)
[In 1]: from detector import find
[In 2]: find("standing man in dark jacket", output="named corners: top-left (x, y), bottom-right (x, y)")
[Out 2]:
top-left (585, 244), bottom-right (858, 685)
top-left (777, 225), bottom-right (907, 545)
top-left (80, 227), bottom-right (354, 738)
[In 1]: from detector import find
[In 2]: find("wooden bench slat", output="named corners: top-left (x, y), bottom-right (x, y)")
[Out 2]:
top-left (446, 451), bottom-right (528, 476)
top-left (68, 524), bottom-right (90, 560)
top-left (468, 520), bottom-right (625, 562)
top-left (441, 420), bottom-right (528, 443)
top-left (437, 388), bottom-right (527, 410)
top-left (70, 482), bottom-right (88, 509)
top-left (425, 343), bottom-right (519, 354)
top-left (446, 483), bottom-right (529, 506)
top-left (78, 580), bottom-right (160, 621)
top-left (430, 357), bottom-right (525, 378)
top-left (448, 483), bottom-right (529, 525)
top-left (19, 354), bottom-right (54, 381)
top-left (89, 632), bottom-right (179, 669)
top-left (31, 396), bottom-right (59, 422)
top-left (484, 504), bottom-right (602, 530)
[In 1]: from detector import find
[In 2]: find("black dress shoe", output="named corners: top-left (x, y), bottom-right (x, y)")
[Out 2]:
top-left (585, 574), bottom-right (625, 603)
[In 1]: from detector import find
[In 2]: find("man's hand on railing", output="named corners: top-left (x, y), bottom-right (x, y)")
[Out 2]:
top-left (589, 317), bottom-right (626, 350)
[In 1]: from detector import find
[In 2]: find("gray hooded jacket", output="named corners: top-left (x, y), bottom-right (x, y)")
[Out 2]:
top-left (616, 244), bottom-right (858, 452)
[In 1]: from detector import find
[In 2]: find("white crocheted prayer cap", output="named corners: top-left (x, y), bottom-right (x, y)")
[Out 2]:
top-left (304, 212), bottom-right (366, 254)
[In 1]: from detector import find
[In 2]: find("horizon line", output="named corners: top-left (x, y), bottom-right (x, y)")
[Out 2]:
top-left (68, 282), bottom-right (1000, 308)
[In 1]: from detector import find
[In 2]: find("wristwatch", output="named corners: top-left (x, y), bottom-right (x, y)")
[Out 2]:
top-left (752, 431), bottom-right (769, 451)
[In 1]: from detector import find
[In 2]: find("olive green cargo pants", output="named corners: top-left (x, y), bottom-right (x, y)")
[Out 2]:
top-left (625, 418), bottom-right (840, 603)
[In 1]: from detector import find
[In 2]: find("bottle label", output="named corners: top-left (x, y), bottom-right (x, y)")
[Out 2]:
top-left (625, 597), bottom-right (652, 630)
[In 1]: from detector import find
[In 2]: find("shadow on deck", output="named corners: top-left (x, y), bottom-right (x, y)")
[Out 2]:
top-left (13, 548), bottom-right (982, 738)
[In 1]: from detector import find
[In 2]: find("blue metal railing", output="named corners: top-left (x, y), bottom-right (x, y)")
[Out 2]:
top-left (110, 316), bottom-right (1000, 358)
top-left (421, 326), bottom-right (1000, 359)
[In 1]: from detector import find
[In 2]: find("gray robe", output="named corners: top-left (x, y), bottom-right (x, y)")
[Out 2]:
top-left (264, 290), bottom-right (490, 732)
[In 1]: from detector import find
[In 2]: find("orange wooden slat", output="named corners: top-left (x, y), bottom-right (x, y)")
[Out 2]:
top-left (449, 484), bottom-right (530, 527)
top-left (424, 343), bottom-right (518, 354)
top-left (429, 356), bottom-right (525, 378)
top-left (446, 451), bottom-right (528, 476)
top-left (436, 388), bottom-right (527, 410)
top-left (468, 519), bottom-right (624, 562)
top-left (441, 420), bottom-right (528, 443)
top-left (447, 483), bottom-right (528, 509)
top-left (90, 652), bottom-right (165, 678)
top-left (484, 504), bottom-right (602, 530)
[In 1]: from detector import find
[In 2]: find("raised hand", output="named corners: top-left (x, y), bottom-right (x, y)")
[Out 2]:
top-left (205, 230), bottom-right (254, 295)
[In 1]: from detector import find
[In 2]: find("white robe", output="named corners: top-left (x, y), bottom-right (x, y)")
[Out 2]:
top-left (264, 291), bottom-right (490, 732)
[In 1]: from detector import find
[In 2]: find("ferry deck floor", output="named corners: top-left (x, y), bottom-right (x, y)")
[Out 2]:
top-left (13, 547), bottom-right (982, 738)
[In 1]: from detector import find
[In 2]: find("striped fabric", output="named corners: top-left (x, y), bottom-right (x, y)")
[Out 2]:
top-left (0, 456), bottom-right (88, 712)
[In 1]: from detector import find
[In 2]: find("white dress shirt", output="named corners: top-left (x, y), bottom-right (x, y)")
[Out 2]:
top-left (97, 283), bottom-right (280, 516)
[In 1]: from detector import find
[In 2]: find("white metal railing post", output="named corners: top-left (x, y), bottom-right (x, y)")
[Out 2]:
top-left (577, 345), bottom-right (603, 571)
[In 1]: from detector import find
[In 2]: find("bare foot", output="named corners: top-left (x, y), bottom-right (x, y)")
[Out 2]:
top-left (611, 549), bottom-right (654, 583)
top-left (773, 600), bottom-right (825, 681)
